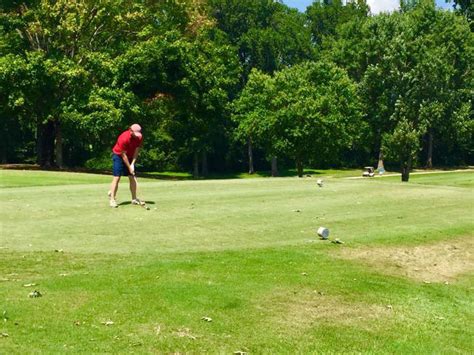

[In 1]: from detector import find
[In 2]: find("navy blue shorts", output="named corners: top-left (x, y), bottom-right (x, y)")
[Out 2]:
top-left (112, 154), bottom-right (130, 177)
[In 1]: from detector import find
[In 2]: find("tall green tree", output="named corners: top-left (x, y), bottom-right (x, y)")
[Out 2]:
top-left (271, 61), bottom-right (363, 176)
top-left (353, 1), bottom-right (473, 173)
top-left (232, 69), bottom-right (275, 174)
top-left (0, 54), bottom-right (32, 163)
top-left (171, 30), bottom-right (240, 177)
top-left (382, 118), bottom-right (421, 181)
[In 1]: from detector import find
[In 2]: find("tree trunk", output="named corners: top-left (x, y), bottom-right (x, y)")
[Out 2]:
top-left (0, 119), bottom-right (7, 163)
top-left (0, 134), bottom-right (6, 163)
top-left (296, 159), bottom-right (303, 178)
top-left (271, 156), bottom-right (278, 177)
top-left (426, 130), bottom-right (433, 169)
top-left (377, 149), bottom-right (384, 172)
top-left (248, 138), bottom-right (254, 174)
top-left (193, 152), bottom-right (199, 179)
top-left (37, 120), bottom-right (55, 168)
top-left (44, 120), bottom-right (55, 168)
top-left (36, 121), bottom-right (43, 165)
top-left (0, 146), bottom-right (6, 164)
top-left (401, 156), bottom-right (412, 182)
top-left (55, 120), bottom-right (63, 168)
top-left (201, 151), bottom-right (208, 177)
top-left (401, 165), bottom-right (409, 182)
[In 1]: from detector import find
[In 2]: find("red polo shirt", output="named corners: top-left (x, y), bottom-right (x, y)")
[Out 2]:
top-left (112, 130), bottom-right (143, 160)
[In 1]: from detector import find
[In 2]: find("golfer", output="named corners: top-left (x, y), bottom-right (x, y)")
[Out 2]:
top-left (108, 124), bottom-right (144, 208)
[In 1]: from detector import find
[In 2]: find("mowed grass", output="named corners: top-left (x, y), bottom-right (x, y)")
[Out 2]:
top-left (0, 169), bottom-right (473, 352)
top-left (0, 169), bottom-right (111, 188)
top-left (380, 170), bottom-right (474, 187)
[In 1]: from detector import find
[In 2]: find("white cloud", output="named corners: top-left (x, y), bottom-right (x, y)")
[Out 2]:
top-left (367, 0), bottom-right (400, 14)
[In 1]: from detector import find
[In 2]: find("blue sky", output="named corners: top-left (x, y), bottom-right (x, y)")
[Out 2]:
top-left (282, 0), bottom-right (452, 13)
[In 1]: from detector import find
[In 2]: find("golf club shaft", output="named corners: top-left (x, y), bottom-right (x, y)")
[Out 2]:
top-left (133, 175), bottom-right (145, 207)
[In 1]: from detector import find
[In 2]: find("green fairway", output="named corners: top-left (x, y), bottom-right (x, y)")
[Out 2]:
top-left (0, 170), bottom-right (473, 352)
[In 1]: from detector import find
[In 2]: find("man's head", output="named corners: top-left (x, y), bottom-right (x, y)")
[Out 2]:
top-left (130, 124), bottom-right (142, 138)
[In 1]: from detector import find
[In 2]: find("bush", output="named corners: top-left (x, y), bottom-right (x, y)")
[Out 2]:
top-left (84, 153), bottom-right (112, 171)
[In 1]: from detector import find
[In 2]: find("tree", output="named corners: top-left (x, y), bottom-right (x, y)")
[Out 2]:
top-left (232, 69), bottom-right (275, 174)
top-left (172, 30), bottom-right (240, 177)
top-left (0, 54), bottom-right (33, 163)
top-left (357, 2), bottom-right (473, 170)
top-left (403, 1), bottom-right (473, 167)
top-left (209, 0), bottom-right (314, 172)
top-left (234, 62), bottom-right (364, 177)
top-left (382, 118), bottom-right (421, 181)
top-left (271, 61), bottom-right (363, 176)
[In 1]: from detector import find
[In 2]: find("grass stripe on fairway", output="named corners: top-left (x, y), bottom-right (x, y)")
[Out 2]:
top-left (1, 171), bottom-right (473, 253)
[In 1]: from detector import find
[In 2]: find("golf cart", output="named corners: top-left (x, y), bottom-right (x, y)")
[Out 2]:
top-left (362, 166), bottom-right (375, 177)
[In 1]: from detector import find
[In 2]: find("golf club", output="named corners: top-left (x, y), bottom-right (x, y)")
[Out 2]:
top-left (133, 174), bottom-right (150, 210)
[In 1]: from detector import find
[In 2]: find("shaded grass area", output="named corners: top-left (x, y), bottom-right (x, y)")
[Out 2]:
top-left (131, 168), bottom-right (363, 181)
top-left (1, 247), bottom-right (472, 353)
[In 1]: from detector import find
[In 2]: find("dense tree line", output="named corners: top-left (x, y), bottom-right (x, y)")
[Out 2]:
top-left (1, 0), bottom-right (472, 181)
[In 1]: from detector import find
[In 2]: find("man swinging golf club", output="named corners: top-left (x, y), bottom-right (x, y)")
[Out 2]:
top-left (108, 124), bottom-right (144, 208)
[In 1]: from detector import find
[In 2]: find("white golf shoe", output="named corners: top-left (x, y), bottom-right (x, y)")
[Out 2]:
top-left (108, 191), bottom-right (118, 208)
top-left (131, 198), bottom-right (144, 206)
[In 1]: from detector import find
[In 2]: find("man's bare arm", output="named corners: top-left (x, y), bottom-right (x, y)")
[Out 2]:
top-left (131, 147), bottom-right (140, 167)
top-left (121, 152), bottom-right (134, 175)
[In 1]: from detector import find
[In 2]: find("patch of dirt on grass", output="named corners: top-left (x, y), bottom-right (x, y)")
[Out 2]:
top-left (262, 289), bottom-right (392, 333)
top-left (337, 236), bottom-right (474, 283)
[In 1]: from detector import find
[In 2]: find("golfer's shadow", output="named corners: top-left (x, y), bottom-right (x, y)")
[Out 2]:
top-left (118, 200), bottom-right (155, 206)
